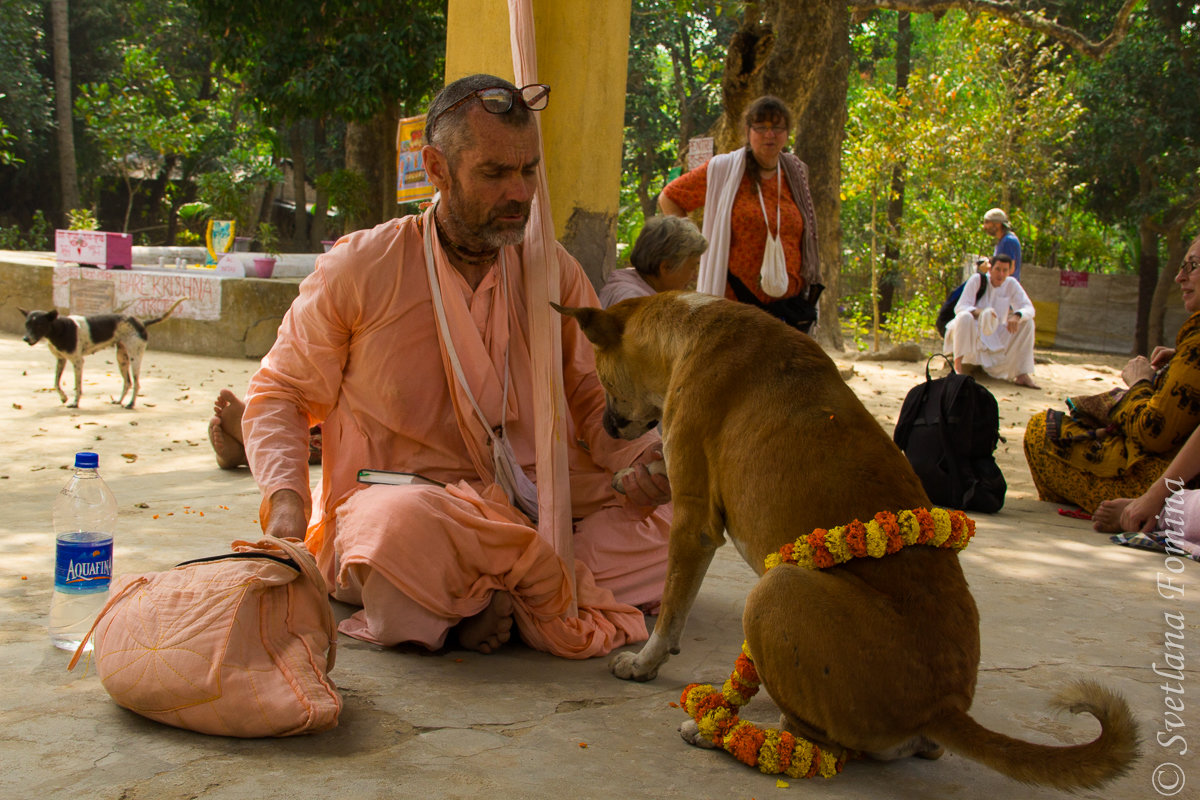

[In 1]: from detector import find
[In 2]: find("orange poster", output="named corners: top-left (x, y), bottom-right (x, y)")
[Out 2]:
top-left (396, 115), bottom-right (434, 203)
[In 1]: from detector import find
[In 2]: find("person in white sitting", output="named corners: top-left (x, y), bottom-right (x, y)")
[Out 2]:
top-left (943, 253), bottom-right (1040, 388)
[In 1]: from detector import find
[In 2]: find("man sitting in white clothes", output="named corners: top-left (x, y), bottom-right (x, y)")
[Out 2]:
top-left (943, 254), bottom-right (1040, 389)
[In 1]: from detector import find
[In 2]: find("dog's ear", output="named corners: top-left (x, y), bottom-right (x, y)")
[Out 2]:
top-left (550, 302), bottom-right (624, 350)
top-left (19, 308), bottom-right (28, 318)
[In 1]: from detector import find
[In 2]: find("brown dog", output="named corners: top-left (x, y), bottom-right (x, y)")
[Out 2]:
top-left (556, 291), bottom-right (1137, 790)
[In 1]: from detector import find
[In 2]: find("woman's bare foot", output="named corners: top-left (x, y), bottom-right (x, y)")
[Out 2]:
top-left (209, 389), bottom-right (248, 469)
top-left (456, 591), bottom-right (514, 654)
top-left (1093, 498), bottom-right (1133, 533)
top-left (1014, 374), bottom-right (1042, 389)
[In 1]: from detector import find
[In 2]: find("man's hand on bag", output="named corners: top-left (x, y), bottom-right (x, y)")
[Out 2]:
top-left (618, 445), bottom-right (671, 508)
top-left (265, 489), bottom-right (308, 540)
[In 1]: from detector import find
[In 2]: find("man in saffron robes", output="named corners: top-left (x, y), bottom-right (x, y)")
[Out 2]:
top-left (242, 75), bottom-right (672, 658)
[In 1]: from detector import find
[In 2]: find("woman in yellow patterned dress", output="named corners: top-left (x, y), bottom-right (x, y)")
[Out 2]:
top-left (1024, 233), bottom-right (1200, 513)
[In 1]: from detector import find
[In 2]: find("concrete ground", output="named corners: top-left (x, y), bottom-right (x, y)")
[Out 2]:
top-left (1, 332), bottom-right (1195, 800)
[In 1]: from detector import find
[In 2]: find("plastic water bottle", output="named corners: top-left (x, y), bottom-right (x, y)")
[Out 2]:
top-left (49, 452), bottom-right (117, 652)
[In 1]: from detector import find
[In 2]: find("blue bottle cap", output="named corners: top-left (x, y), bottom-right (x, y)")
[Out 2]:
top-left (74, 452), bottom-right (99, 468)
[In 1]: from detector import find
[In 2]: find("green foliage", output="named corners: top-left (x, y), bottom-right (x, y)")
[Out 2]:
top-left (176, 228), bottom-right (201, 245)
top-left (0, 0), bottom-right (52, 163)
top-left (254, 221), bottom-right (280, 257)
top-left (0, 113), bottom-right (18, 167)
top-left (67, 208), bottom-right (100, 231)
top-left (315, 168), bottom-right (370, 236)
top-left (189, 0), bottom-right (447, 121)
top-left (0, 210), bottom-right (52, 250)
top-left (839, 9), bottom-right (1143, 338)
top-left (1069, 7), bottom-right (1200, 234)
top-left (620, 0), bottom-right (734, 245)
top-left (75, 43), bottom-right (212, 231)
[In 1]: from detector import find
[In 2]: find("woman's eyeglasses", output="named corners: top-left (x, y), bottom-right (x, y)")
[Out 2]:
top-left (1181, 257), bottom-right (1200, 276)
top-left (433, 84), bottom-right (550, 126)
top-left (750, 124), bottom-right (788, 136)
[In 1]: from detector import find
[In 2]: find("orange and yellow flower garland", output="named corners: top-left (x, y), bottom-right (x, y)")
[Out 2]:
top-left (680, 641), bottom-right (845, 779)
top-left (763, 507), bottom-right (975, 572)
top-left (680, 508), bottom-right (975, 778)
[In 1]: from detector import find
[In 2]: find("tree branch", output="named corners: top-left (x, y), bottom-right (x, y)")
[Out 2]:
top-left (845, 0), bottom-right (1143, 58)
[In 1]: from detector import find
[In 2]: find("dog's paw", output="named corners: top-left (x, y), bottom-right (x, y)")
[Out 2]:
top-left (609, 650), bottom-right (658, 682)
top-left (679, 719), bottom-right (718, 749)
top-left (611, 467), bottom-right (634, 494)
top-left (610, 460), bottom-right (668, 494)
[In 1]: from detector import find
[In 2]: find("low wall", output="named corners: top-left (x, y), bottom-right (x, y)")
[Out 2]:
top-left (0, 252), bottom-right (301, 360)
top-left (1021, 264), bottom-right (1187, 354)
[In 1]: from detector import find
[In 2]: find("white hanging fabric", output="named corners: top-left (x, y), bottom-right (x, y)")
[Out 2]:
top-left (756, 173), bottom-right (789, 298)
top-left (421, 209), bottom-right (540, 521)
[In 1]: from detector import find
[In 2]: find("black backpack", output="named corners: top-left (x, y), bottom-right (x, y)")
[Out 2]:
top-left (893, 354), bottom-right (1006, 513)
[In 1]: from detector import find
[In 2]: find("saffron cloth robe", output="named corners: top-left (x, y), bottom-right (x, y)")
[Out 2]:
top-left (243, 212), bottom-right (671, 658)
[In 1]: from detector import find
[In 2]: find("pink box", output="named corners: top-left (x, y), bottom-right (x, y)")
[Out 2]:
top-left (55, 229), bottom-right (133, 270)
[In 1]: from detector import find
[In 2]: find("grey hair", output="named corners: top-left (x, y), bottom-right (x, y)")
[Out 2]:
top-left (425, 74), bottom-right (533, 166)
top-left (629, 215), bottom-right (708, 277)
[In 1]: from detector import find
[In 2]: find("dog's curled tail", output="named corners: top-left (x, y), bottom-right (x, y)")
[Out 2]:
top-left (926, 680), bottom-right (1139, 790)
top-left (144, 297), bottom-right (186, 326)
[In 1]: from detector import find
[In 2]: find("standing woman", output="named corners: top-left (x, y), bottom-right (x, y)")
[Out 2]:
top-left (657, 95), bottom-right (823, 333)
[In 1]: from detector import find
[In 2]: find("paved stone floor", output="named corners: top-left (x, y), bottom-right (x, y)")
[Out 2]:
top-left (1, 332), bottom-right (1195, 799)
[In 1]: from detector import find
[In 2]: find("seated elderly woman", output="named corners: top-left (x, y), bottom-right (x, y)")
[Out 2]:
top-left (598, 215), bottom-right (707, 308)
top-left (1024, 233), bottom-right (1200, 513)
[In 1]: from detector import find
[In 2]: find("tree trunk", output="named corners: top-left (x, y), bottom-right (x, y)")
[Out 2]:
top-left (290, 121), bottom-right (309, 249)
top-left (717, 0), bottom-right (849, 350)
top-left (51, 0), bottom-right (80, 222)
top-left (345, 107), bottom-right (400, 232)
top-left (1135, 218), bottom-right (1159, 356)
top-left (310, 116), bottom-right (329, 250)
top-left (1148, 224), bottom-right (1187, 349)
top-left (880, 11), bottom-right (912, 321)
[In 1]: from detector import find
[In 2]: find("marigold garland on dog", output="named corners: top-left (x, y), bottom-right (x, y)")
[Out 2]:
top-left (681, 507), bottom-right (975, 778)
top-left (763, 507), bottom-right (974, 572)
top-left (680, 642), bottom-right (845, 779)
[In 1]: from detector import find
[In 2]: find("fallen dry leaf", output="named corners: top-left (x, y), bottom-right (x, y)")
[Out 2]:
top-left (11, 403), bottom-right (20, 410)
top-left (121, 453), bottom-right (137, 462)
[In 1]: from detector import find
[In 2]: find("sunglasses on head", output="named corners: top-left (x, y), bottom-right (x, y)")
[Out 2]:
top-left (432, 84), bottom-right (550, 127)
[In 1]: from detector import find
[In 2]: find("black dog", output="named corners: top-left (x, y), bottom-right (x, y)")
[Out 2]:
top-left (21, 298), bottom-right (185, 408)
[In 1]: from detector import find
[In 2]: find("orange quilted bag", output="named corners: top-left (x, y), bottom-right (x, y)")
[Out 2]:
top-left (69, 537), bottom-right (341, 737)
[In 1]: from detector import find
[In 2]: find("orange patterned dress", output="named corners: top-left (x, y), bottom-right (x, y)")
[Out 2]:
top-left (1023, 312), bottom-right (1200, 512)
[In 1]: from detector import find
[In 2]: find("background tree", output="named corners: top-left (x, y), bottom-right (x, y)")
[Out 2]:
top-left (0, 0), bottom-right (55, 233)
top-left (50, 0), bottom-right (80, 219)
top-left (190, 0), bottom-right (447, 246)
top-left (75, 46), bottom-right (201, 232)
top-left (621, 0), bottom-right (735, 246)
top-left (711, 0), bottom-right (1138, 348)
top-left (1069, 1), bottom-right (1200, 354)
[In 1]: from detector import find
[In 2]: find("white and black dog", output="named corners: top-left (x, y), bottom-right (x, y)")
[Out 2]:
top-left (21, 298), bottom-right (185, 408)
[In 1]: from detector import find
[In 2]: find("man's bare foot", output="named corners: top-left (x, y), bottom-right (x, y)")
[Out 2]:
top-left (209, 415), bottom-right (248, 469)
top-left (209, 389), bottom-right (248, 469)
top-left (457, 591), bottom-right (514, 654)
top-left (214, 389), bottom-right (246, 438)
top-left (1093, 498), bottom-right (1133, 533)
top-left (1014, 374), bottom-right (1041, 389)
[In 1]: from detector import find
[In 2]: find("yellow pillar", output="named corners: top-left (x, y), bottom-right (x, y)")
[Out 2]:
top-left (444, 0), bottom-right (631, 288)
